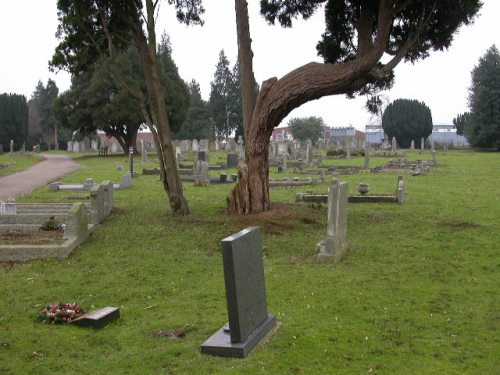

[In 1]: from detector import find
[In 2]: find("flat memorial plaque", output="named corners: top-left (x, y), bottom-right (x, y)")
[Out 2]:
top-left (72, 306), bottom-right (120, 328)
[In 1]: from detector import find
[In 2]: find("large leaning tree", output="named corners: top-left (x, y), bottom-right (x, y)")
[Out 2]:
top-left (228, 0), bottom-right (481, 214)
top-left (51, 0), bottom-right (204, 216)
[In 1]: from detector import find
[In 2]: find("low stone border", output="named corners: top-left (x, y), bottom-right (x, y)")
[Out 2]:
top-left (0, 202), bottom-right (89, 262)
top-left (296, 176), bottom-right (405, 204)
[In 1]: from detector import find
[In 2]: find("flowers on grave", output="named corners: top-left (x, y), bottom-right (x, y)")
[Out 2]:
top-left (37, 303), bottom-right (84, 324)
top-left (40, 216), bottom-right (60, 231)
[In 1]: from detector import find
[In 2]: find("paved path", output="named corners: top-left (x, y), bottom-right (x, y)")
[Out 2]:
top-left (0, 154), bottom-right (81, 201)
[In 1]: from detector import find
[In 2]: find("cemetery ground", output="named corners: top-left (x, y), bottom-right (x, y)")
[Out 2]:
top-left (0, 150), bottom-right (498, 374)
top-left (0, 153), bottom-right (44, 177)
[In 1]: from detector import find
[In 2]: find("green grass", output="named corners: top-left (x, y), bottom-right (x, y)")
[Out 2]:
top-left (1, 150), bottom-right (498, 374)
top-left (0, 153), bottom-right (44, 177)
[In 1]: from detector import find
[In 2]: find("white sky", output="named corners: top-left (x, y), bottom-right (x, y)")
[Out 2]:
top-left (1, 1), bottom-right (499, 131)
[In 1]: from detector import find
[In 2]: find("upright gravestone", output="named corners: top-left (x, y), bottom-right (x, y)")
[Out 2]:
top-left (282, 152), bottom-right (288, 173)
top-left (194, 161), bottom-right (210, 186)
top-left (227, 153), bottom-right (239, 168)
top-left (316, 178), bottom-right (349, 263)
top-left (236, 135), bottom-right (244, 156)
top-left (10, 140), bottom-right (14, 154)
top-left (128, 147), bottom-right (134, 177)
top-left (83, 137), bottom-right (91, 152)
top-left (79, 141), bottom-right (85, 153)
top-left (396, 176), bottom-right (405, 204)
top-left (431, 139), bottom-right (435, 151)
top-left (21, 142), bottom-right (25, 153)
top-left (392, 137), bottom-right (397, 152)
top-left (201, 227), bottom-right (277, 358)
top-left (364, 148), bottom-right (370, 169)
top-left (192, 139), bottom-right (199, 152)
top-left (91, 139), bottom-right (98, 152)
top-left (198, 150), bottom-right (207, 162)
top-left (73, 142), bottom-right (80, 153)
top-left (306, 140), bottom-right (313, 165)
top-left (142, 144), bottom-right (148, 164)
top-left (410, 140), bottom-right (415, 150)
top-left (0, 144), bottom-right (3, 155)
top-left (432, 150), bottom-right (436, 165)
top-left (67, 141), bottom-right (73, 152)
top-left (421, 137), bottom-right (425, 152)
top-left (346, 141), bottom-right (351, 159)
top-left (110, 142), bottom-right (118, 154)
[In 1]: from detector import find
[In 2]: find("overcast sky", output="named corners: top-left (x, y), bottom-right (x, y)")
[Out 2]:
top-left (1, 1), bottom-right (499, 131)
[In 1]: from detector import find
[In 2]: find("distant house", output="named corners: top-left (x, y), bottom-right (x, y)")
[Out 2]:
top-left (430, 124), bottom-right (468, 147)
top-left (364, 124), bottom-right (469, 147)
top-left (365, 124), bottom-right (385, 145)
top-left (327, 126), bottom-right (365, 148)
top-left (271, 127), bottom-right (293, 142)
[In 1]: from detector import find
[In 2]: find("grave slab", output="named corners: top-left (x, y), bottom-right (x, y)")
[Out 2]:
top-left (72, 306), bottom-right (120, 328)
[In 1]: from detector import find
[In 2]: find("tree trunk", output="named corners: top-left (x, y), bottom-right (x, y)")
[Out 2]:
top-left (132, 1), bottom-right (189, 215)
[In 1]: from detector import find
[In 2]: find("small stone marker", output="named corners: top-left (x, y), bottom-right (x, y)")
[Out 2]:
top-left (72, 306), bottom-right (120, 329)
top-left (72, 306), bottom-right (120, 328)
top-left (201, 227), bottom-right (277, 358)
top-left (10, 139), bottom-right (14, 154)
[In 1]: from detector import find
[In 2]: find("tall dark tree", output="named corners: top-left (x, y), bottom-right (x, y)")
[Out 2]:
top-left (288, 116), bottom-right (326, 145)
top-left (55, 40), bottom-right (189, 154)
top-left (0, 94), bottom-right (28, 151)
top-left (382, 99), bottom-right (432, 148)
top-left (29, 79), bottom-right (63, 150)
top-left (452, 112), bottom-right (471, 136)
top-left (209, 50), bottom-right (235, 140)
top-left (465, 45), bottom-right (500, 149)
top-left (176, 79), bottom-right (209, 140)
top-left (229, 60), bottom-right (244, 141)
top-left (228, 0), bottom-right (481, 214)
top-left (52, 0), bottom-right (204, 215)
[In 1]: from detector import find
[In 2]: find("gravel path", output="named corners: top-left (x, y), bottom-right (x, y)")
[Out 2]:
top-left (0, 154), bottom-right (81, 201)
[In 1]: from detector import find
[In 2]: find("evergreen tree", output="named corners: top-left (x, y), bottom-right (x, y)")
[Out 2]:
top-left (176, 79), bottom-right (209, 140)
top-left (465, 45), bottom-right (500, 149)
top-left (382, 99), bottom-right (433, 148)
top-left (452, 112), bottom-right (471, 136)
top-left (0, 94), bottom-right (28, 151)
top-left (29, 79), bottom-right (64, 150)
top-left (229, 60), bottom-right (244, 141)
top-left (157, 32), bottom-right (190, 135)
top-left (209, 50), bottom-right (234, 140)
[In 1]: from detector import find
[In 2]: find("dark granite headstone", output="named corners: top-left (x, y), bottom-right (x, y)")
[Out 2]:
top-left (227, 153), bottom-right (239, 168)
top-left (0, 144), bottom-right (3, 155)
top-left (72, 306), bottom-right (120, 328)
top-left (220, 173), bottom-right (227, 183)
top-left (198, 150), bottom-right (207, 161)
top-left (201, 227), bottom-right (277, 358)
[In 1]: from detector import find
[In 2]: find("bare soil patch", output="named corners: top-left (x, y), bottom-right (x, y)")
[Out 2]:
top-left (440, 221), bottom-right (480, 229)
top-left (0, 229), bottom-right (64, 245)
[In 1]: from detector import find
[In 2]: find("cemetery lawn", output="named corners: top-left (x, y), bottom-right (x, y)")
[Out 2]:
top-left (0, 153), bottom-right (43, 177)
top-left (1, 150), bottom-right (498, 374)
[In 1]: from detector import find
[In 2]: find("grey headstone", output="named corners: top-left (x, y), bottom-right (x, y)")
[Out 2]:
top-left (410, 140), bottom-right (415, 150)
top-left (227, 153), bottom-right (239, 168)
top-left (317, 178), bottom-right (349, 263)
top-left (392, 137), bottom-right (397, 152)
top-left (201, 227), bottom-right (277, 358)
top-left (10, 139), bottom-right (14, 153)
top-left (0, 144), bottom-right (3, 155)
top-left (72, 306), bottom-right (120, 329)
top-left (67, 141), bottom-right (73, 152)
top-left (128, 147), bottom-right (134, 176)
top-left (421, 137), bottom-right (425, 151)
top-left (198, 150), bottom-right (207, 161)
